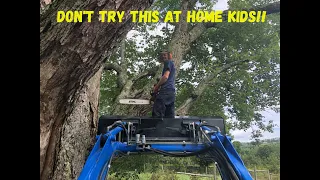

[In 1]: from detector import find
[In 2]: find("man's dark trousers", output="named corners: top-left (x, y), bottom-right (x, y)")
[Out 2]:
top-left (152, 91), bottom-right (175, 118)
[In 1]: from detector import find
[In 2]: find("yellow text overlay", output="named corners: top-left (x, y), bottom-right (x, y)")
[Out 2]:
top-left (56, 10), bottom-right (267, 23)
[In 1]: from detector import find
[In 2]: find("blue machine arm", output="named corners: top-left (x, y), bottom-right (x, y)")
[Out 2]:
top-left (78, 121), bottom-right (253, 180)
top-left (78, 126), bottom-right (124, 180)
top-left (201, 125), bottom-right (253, 180)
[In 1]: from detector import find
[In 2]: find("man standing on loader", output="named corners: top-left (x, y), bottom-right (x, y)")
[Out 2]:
top-left (152, 50), bottom-right (176, 118)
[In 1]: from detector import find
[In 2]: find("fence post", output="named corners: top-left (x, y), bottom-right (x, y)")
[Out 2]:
top-left (214, 162), bottom-right (217, 180)
top-left (205, 166), bottom-right (207, 174)
top-left (144, 163), bottom-right (145, 172)
top-left (268, 170), bottom-right (271, 180)
top-left (254, 166), bottom-right (257, 180)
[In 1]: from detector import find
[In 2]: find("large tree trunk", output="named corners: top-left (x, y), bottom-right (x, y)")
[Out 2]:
top-left (51, 67), bottom-right (102, 180)
top-left (40, 0), bottom-right (153, 179)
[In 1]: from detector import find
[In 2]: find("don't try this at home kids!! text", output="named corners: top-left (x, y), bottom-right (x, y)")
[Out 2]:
top-left (57, 10), bottom-right (267, 23)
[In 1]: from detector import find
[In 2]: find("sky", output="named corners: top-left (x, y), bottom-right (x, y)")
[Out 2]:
top-left (230, 109), bottom-right (280, 142)
top-left (127, 0), bottom-right (280, 142)
top-left (213, 0), bottom-right (229, 10)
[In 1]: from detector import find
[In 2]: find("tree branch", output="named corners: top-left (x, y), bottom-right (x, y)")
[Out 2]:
top-left (120, 40), bottom-right (127, 70)
top-left (188, 1), bottom-right (280, 43)
top-left (104, 63), bottom-right (122, 74)
top-left (176, 59), bottom-right (249, 116)
top-left (193, 59), bottom-right (249, 95)
top-left (158, 17), bottom-right (176, 26)
top-left (188, 0), bottom-right (198, 9)
top-left (104, 62), bottom-right (128, 89)
top-left (189, 23), bottom-right (207, 43)
top-left (170, 0), bottom-right (189, 43)
top-left (205, 1), bottom-right (280, 29)
top-left (132, 66), bottom-right (158, 82)
top-left (252, 1), bottom-right (280, 15)
top-left (216, 59), bottom-right (249, 74)
top-left (111, 66), bottom-right (160, 115)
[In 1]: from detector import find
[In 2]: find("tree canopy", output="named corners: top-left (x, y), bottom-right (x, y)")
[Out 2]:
top-left (100, 0), bottom-right (280, 140)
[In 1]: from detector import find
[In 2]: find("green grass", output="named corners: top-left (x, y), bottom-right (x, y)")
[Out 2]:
top-left (108, 171), bottom-right (279, 180)
top-left (139, 172), bottom-right (218, 180)
top-left (108, 172), bottom-right (221, 180)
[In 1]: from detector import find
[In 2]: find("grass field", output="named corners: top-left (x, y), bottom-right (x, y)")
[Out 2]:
top-left (108, 172), bottom-right (221, 180)
top-left (108, 171), bottom-right (280, 180)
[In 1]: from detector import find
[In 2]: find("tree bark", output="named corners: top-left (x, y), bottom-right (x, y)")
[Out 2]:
top-left (40, 0), bottom-right (153, 179)
top-left (51, 67), bottom-right (102, 180)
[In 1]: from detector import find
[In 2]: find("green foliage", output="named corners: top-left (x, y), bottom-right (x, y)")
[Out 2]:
top-left (232, 141), bottom-right (242, 154)
top-left (240, 138), bottom-right (280, 173)
top-left (99, 71), bottom-right (120, 116)
top-left (112, 171), bottom-right (140, 180)
top-left (256, 145), bottom-right (273, 160)
top-left (183, 10), bottom-right (280, 136)
top-left (228, 0), bottom-right (279, 9)
top-left (150, 172), bottom-right (162, 179)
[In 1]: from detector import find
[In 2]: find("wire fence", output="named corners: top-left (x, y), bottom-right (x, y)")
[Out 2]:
top-left (142, 164), bottom-right (280, 180)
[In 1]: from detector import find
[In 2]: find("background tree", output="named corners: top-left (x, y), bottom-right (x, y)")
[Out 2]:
top-left (241, 138), bottom-right (280, 173)
top-left (233, 141), bottom-right (242, 154)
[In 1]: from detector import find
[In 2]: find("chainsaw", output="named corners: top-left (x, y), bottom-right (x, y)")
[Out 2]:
top-left (119, 78), bottom-right (159, 105)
